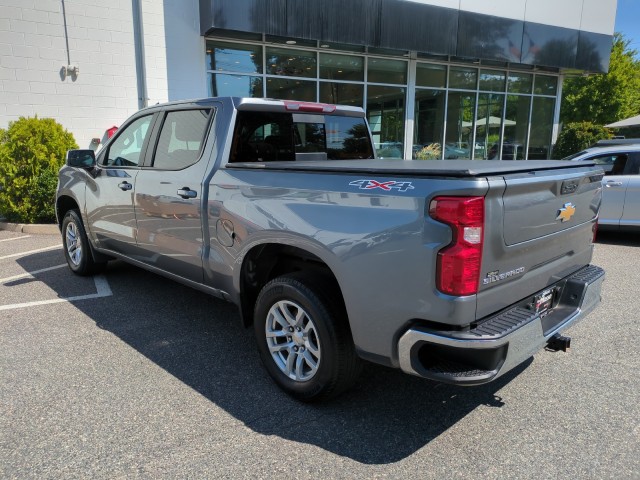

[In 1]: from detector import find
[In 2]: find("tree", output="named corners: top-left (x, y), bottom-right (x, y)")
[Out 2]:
top-left (0, 117), bottom-right (78, 223)
top-left (552, 122), bottom-right (611, 158)
top-left (560, 33), bottom-right (640, 125)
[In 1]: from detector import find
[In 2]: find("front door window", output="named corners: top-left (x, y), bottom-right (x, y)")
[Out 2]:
top-left (104, 115), bottom-right (153, 167)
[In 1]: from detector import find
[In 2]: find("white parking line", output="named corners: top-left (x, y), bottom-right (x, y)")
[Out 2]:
top-left (0, 245), bottom-right (61, 260)
top-left (0, 235), bottom-right (31, 242)
top-left (0, 264), bottom-right (68, 283)
top-left (0, 275), bottom-right (113, 311)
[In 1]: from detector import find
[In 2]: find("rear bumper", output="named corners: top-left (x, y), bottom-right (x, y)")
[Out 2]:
top-left (398, 265), bottom-right (605, 385)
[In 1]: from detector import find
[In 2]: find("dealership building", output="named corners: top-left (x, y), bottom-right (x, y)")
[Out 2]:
top-left (0, 0), bottom-right (617, 159)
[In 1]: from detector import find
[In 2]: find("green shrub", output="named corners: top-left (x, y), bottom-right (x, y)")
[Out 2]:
top-left (415, 143), bottom-right (442, 160)
top-left (0, 116), bottom-right (78, 223)
top-left (552, 122), bottom-right (611, 159)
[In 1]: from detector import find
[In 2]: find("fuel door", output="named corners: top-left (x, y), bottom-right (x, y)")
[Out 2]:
top-left (216, 219), bottom-right (235, 247)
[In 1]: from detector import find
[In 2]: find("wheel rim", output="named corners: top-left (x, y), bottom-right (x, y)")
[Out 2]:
top-left (65, 221), bottom-right (82, 266)
top-left (265, 300), bottom-right (321, 381)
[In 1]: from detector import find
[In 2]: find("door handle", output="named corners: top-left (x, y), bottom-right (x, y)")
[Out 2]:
top-left (118, 181), bottom-right (133, 191)
top-left (177, 187), bottom-right (197, 199)
top-left (605, 181), bottom-right (623, 187)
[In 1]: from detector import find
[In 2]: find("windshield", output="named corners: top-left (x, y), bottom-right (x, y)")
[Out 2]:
top-left (229, 111), bottom-right (373, 162)
top-left (562, 150), bottom-right (589, 160)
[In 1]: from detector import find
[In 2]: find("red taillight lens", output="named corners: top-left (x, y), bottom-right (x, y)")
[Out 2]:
top-left (429, 196), bottom-right (485, 296)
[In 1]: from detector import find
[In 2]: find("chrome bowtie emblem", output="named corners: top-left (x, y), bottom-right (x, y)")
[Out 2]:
top-left (556, 203), bottom-right (576, 223)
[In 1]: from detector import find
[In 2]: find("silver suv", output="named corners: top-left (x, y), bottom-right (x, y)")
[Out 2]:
top-left (564, 144), bottom-right (640, 231)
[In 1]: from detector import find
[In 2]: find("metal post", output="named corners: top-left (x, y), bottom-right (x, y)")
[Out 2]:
top-left (132, 0), bottom-right (148, 109)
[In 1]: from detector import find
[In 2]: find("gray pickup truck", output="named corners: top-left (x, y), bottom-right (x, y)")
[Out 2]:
top-left (57, 97), bottom-right (604, 401)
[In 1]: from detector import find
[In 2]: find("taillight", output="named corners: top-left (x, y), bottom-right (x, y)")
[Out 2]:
top-left (429, 196), bottom-right (485, 296)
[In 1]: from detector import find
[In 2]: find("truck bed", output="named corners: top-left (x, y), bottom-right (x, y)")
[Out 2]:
top-left (226, 159), bottom-right (598, 177)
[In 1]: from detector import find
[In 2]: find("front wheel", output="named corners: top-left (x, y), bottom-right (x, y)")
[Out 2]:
top-left (61, 209), bottom-right (104, 275)
top-left (254, 273), bottom-right (361, 402)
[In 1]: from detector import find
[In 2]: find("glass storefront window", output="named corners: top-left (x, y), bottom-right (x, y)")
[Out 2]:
top-left (319, 53), bottom-right (364, 81)
top-left (266, 78), bottom-right (316, 101)
top-left (416, 63), bottom-right (446, 88)
top-left (208, 73), bottom-right (263, 98)
top-left (529, 96), bottom-right (555, 159)
top-left (367, 85), bottom-right (405, 158)
top-left (445, 91), bottom-right (476, 159)
top-left (413, 89), bottom-right (445, 159)
top-left (449, 67), bottom-right (477, 90)
top-left (266, 47), bottom-right (317, 78)
top-left (367, 58), bottom-right (407, 85)
top-left (502, 95), bottom-right (531, 159)
top-left (319, 82), bottom-right (364, 107)
top-left (204, 36), bottom-right (561, 164)
top-left (507, 73), bottom-right (532, 94)
top-left (534, 75), bottom-right (558, 96)
top-left (206, 41), bottom-right (262, 74)
top-left (479, 70), bottom-right (506, 92)
top-left (476, 93), bottom-right (505, 160)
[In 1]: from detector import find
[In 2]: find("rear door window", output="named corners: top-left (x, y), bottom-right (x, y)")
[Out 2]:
top-left (152, 109), bottom-right (212, 170)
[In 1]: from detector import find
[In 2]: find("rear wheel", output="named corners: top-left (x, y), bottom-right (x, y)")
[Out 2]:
top-left (254, 273), bottom-right (361, 402)
top-left (61, 209), bottom-right (105, 275)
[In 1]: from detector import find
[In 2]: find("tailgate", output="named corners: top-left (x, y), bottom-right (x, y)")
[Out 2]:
top-left (502, 169), bottom-right (601, 245)
top-left (476, 164), bottom-right (603, 320)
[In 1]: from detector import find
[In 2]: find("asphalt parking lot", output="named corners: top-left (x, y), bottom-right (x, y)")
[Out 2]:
top-left (1, 229), bottom-right (639, 479)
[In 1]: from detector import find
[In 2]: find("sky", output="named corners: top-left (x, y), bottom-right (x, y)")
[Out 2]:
top-left (614, 0), bottom-right (640, 56)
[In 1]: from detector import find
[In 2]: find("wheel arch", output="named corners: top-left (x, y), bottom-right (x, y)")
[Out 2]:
top-left (237, 241), bottom-right (347, 329)
top-left (57, 194), bottom-right (111, 264)
top-left (56, 194), bottom-right (80, 230)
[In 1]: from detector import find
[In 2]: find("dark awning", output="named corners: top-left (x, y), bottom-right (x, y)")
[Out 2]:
top-left (199, 0), bottom-right (612, 73)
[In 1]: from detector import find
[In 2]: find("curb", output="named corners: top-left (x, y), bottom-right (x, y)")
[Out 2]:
top-left (0, 222), bottom-right (59, 235)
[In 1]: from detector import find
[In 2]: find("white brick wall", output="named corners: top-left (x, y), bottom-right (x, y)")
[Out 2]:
top-left (141, 0), bottom-right (168, 106)
top-left (163, 0), bottom-right (207, 101)
top-left (0, 0), bottom-right (164, 147)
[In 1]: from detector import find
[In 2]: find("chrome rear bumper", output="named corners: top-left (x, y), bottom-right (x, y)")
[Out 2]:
top-left (398, 265), bottom-right (605, 385)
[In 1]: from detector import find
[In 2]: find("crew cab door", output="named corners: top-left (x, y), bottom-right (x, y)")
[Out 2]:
top-left (86, 114), bottom-right (155, 254)
top-left (600, 153), bottom-right (640, 228)
top-left (615, 154), bottom-right (640, 228)
top-left (133, 107), bottom-right (215, 283)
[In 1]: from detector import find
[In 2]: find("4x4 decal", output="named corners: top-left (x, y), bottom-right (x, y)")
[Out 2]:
top-left (349, 179), bottom-right (415, 192)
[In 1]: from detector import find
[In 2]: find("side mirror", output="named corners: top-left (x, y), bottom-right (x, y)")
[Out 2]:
top-left (66, 149), bottom-right (96, 168)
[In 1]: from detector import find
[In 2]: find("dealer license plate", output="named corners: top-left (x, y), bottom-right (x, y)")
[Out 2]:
top-left (533, 288), bottom-right (554, 316)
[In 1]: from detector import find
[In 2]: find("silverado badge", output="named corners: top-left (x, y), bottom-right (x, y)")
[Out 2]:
top-left (556, 202), bottom-right (576, 223)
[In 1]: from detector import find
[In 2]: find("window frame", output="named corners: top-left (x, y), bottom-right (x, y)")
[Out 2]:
top-left (99, 113), bottom-right (158, 168)
top-left (145, 107), bottom-right (215, 171)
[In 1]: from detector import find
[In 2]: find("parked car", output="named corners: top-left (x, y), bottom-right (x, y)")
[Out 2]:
top-left (563, 144), bottom-right (640, 230)
top-left (590, 138), bottom-right (640, 147)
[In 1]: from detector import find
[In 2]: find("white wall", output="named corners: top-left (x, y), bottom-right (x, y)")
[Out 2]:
top-left (406, 0), bottom-right (617, 35)
top-left (163, 0), bottom-right (207, 101)
top-left (0, 0), bottom-right (150, 147)
top-left (141, 0), bottom-right (168, 106)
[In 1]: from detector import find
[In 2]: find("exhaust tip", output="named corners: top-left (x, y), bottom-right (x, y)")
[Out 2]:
top-left (547, 334), bottom-right (571, 352)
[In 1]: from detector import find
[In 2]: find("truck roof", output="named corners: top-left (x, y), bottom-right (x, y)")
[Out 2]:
top-left (137, 96), bottom-right (365, 117)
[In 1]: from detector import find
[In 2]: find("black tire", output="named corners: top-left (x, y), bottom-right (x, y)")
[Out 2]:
top-left (254, 273), bottom-right (362, 402)
top-left (61, 209), bottom-right (105, 276)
